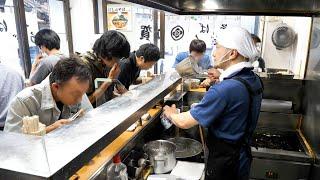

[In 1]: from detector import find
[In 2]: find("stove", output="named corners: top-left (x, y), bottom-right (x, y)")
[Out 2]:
top-left (250, 127), bottom-right (313, 180)
top-left (252, 130), bottom-right (304, 152)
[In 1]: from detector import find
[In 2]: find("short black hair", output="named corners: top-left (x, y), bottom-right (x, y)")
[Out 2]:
top-left (251, 34), bottom-right (261, 43)
top-left (189, 39), bottom-right (206, 53)
top-left (92, 30), bottom-right (130, 61)
top-left (49, 55), bottom-right (91, 85)
top-left (135, 43), bottom-right (160, 62)
top-left (35, 29), bottom-right (60, 50)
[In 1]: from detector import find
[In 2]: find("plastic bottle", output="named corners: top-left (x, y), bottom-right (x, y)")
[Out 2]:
top-left (161, 108), bottom-right (180, 130)
top-left (106, 154), bottom-right (128, 180)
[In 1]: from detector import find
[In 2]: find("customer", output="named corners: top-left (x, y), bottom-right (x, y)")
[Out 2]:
top-left (0, 61), bottom-right (24, 131)
top-left (4, 56), bottom-right (93, 133)
top-left (29, 29), bottom-right (64, 85)
top-left (79, 30), bottom-right (130, 105)
top-left (173, 39), bottom-right (213, 70)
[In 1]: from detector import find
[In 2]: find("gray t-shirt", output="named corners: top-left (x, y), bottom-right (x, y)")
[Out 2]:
top-left (30, 54), bottom-right (64, 85)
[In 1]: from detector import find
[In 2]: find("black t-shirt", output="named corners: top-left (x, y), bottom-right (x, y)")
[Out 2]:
top-left (118, 52), bottom-right (141, 89)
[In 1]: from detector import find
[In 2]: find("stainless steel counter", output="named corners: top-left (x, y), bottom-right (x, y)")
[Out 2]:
top-left (0, 72), bottom-right (181, 179)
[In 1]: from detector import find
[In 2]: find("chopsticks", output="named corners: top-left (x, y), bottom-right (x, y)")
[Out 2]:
top-left (69, 109), bottom-right (85, 121)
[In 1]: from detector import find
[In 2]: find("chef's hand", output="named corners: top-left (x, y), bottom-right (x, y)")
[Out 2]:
top-left (200, 78), bottom-right (212, 87)
top-left (208, 68), bottom-right (221, 80)
top-left (46, 119), bottom-right (71, 133)
top-left (163, 104), bottom-right (178, 120)
top-left (108, 63), bottom-right (121, 79)
top-left (200, 68), bottom-right (221, 87)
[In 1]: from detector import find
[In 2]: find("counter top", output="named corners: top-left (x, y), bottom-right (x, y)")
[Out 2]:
top-left (189, 87), bottom-right (207, 93)
top-left (0, 72), bottom-right (181, 179)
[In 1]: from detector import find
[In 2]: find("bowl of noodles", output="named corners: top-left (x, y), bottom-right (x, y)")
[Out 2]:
top-left (112, 14), bottom-right (128, 29)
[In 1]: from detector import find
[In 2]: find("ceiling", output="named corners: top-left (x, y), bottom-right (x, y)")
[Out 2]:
top-left (122, 0), bottom-right (320, 16)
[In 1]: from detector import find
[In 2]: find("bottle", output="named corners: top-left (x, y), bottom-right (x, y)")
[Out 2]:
top-left (161, 108), bottom-right (180, 130)
top-left (106, 154), bottom-right (128, 180)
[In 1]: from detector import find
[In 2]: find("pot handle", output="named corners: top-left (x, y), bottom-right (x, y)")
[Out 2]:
top-left (154, 156), bottom-right (167, 170)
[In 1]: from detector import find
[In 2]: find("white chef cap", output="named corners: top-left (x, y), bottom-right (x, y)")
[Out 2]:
top-left (216, 27), bottom-right (259, 62)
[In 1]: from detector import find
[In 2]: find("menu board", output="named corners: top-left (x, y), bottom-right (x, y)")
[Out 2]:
top-left (107, 5), bottom-right (132, 31)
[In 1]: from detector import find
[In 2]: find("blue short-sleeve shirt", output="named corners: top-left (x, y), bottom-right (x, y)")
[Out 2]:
top-left (173, 51), bottom-right (213, 70)
top-left (190, 67), bottom-right (263, 176)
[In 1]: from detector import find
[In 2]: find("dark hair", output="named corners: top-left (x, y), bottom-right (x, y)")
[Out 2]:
top-left (135, 43), bottom-right (160, 62)
top-left (92, 30), bottom-right (130, 61)
top-left (251, 34), bottom-right (261, 43)
top-left (189, 39), bottom-right (206, 53)
top-left (35, 29), bottom-right (60, 50)
top-left (49, 55), bottom-right (91, 85)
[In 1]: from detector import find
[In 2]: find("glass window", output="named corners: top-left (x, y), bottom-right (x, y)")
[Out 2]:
top-left (0, 1), bottom-right (24, 76)
top-left (24, 0), bottom-right (68, 65)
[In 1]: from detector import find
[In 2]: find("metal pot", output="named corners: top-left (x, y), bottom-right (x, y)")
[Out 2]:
top-left (143, 140), bottom-right (176, 174)
top-left (175, 56), bottom-right (201, 77)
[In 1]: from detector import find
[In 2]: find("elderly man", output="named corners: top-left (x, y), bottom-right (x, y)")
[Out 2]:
top-left (4, 56), bottom-right (93, 134)
top-left (163, 27), bottom-right (263, 180)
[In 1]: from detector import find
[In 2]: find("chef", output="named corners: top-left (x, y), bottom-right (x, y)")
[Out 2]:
top-left (4, 56), bottom-right (93, 134)
top-left (163, 27), bottom-right (263, 180)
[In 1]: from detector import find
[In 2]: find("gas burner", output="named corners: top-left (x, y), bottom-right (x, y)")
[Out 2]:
top-left (251, 131), bottom-right (304, 152)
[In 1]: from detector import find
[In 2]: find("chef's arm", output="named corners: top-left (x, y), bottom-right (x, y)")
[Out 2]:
top-left (169, 111), bottom-right (199, 129)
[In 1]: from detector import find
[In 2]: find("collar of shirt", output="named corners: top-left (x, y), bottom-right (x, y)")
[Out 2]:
top-left (34, 78), bottom-right (57, 110)
top-left (219, 62), bottom-right (253, 82)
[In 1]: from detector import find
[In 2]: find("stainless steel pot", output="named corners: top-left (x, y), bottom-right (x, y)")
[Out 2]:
top-left (143, 140), bottom-right (176, 174)
top-left (175, 56), bottom-right (201, 77)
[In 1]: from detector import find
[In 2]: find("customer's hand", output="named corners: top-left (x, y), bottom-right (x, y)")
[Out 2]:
top-left (30, 54), bottom-right (44, 75)
top-left (33, 54), bottom-right (43, 67)
top-left (108, 63), bottom-right (121, 79)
